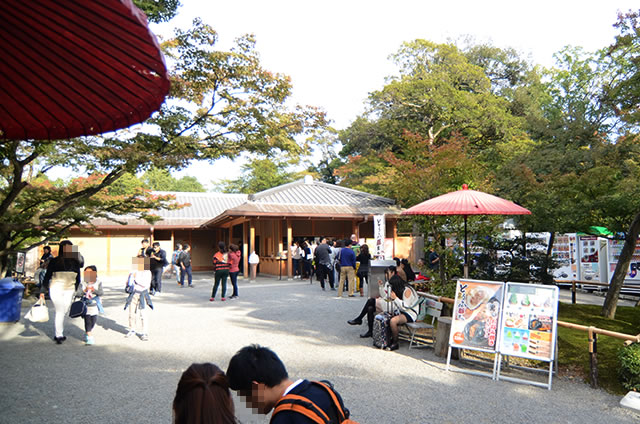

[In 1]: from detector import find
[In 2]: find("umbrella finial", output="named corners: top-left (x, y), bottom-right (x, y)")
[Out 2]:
top-left (462, 184), bottom-right (469, 190)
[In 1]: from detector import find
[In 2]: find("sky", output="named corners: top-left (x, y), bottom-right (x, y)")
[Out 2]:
top-left (151, 0), bottom-right (638, 188)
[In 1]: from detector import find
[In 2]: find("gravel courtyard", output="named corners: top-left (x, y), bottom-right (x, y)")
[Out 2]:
top-left (1, 273), bottom-right (638, 424)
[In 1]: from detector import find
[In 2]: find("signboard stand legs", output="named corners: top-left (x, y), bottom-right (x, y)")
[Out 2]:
top-left (496, 354), bottom-right (554, 390)
top-left (445, 346), bottom-right (500, 380)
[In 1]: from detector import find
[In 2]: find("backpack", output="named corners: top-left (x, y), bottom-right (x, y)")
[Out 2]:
top-left (406, 285), bottom-right (428, 321)
top-left (270, 381), bottom-right (359, 424)
top-left (171, 251), bottom-right (179, 265)
top-left (124, 273), bottom-right (135, 294)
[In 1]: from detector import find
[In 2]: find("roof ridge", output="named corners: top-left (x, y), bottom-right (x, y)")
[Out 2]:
top-left (249, 177), bottom-right (395, 204)
top-left (249, 178), bottom-right (305, 200)
top-left (152, 191), bottom-right (248, 198)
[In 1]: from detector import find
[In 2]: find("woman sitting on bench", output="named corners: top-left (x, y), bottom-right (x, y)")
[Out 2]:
top-left (348, 266), bottom-right (418, 350)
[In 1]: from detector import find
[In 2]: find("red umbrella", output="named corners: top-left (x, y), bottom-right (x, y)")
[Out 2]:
top-left (0, 0), bottom-right (170, 140)
top-left (402, 184), bottom-right (531, 277)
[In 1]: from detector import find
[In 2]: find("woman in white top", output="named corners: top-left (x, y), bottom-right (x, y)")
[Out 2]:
top-left (124, 256), bottom-right (153, 341)
top-left (39, 240), bottom-right (83, 344)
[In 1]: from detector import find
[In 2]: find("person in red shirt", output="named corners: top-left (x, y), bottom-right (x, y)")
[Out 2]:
top-left (211, 242), bottom-right (231, 301)
top-left (228, 244), bottom-right (241, 299)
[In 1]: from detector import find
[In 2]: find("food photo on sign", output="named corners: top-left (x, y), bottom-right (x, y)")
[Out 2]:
top-left (450, 280), bottom-right (504, 351)
top-left (499, 284), bottom-right (558, 360)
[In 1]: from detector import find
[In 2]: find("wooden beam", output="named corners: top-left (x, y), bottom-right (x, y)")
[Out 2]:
top-left (243, 221), bottom-right (249, 278)
top-left (219, 216), bottom-right (246, 229)
top-left (392, 219), bottom-right (397, 258)
top-left (106, 230), bottom-right (111, 273)
top-left (287, 219), bottom-right (293, 279)
top-left (250, 220), bottom-right (256, 256)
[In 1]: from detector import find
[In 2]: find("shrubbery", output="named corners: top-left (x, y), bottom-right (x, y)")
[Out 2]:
top-left (618, 343), bottom-right (640, 391)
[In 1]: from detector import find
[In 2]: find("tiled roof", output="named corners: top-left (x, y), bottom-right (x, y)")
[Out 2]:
top-left (91, 177), bottom-right (401, 229)
top-left (249, 177), bottom-right (396, 214)
top-left (203, 177), bottom-right (402, 226)
top-left (91, 192), bottom-right (248, 228)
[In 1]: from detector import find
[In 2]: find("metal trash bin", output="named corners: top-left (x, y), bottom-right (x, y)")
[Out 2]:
top-left (0, 278), bottom-right (25, 322)
top-left (368, 260), bottom-right (396, 298)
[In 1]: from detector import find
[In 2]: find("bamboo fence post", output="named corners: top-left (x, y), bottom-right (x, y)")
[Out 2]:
top-left (571, 281), bottom-right (577, 304)
top-left (588, 327), bottom-right (598, 389)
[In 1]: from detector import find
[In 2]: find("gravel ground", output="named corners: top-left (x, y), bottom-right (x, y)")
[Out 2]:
top-left (1, 273), bottom-right (639, 424)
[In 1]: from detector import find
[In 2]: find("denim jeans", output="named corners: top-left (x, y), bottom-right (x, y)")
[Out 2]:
top-left (180, 265), bottom-right (192, 286)
top-left (229, 271), bottom-right (239, 297)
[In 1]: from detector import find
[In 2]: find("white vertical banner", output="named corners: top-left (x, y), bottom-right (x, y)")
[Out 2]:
top-left (374, 214), bottom-right (386, 259)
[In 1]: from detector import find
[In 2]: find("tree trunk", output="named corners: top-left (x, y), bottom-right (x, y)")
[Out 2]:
top-left (602, 211), bottom-right (640, 319)
top-left (544, 232), bottom-right (556, 284)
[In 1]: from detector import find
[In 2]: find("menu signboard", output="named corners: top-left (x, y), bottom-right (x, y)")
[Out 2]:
top-left (449, 279), bottom-right (504, 352)
top-left (499, 283), bottom-right (558, 361)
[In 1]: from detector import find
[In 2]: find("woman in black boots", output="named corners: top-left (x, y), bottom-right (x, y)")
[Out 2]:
top-left (347, 266), bottom-right (406, 338)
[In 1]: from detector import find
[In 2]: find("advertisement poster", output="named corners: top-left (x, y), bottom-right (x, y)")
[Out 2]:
top-left (608, 239), bottom-right (640, 281)
top-left (552, 233), bottom-right (578, 280)
top-left (373, 214), bottom-right (386, 259)
top-left (579, 236), bottom-right (600, 282)
top-left (499, 283), bottom-right (558, 361)
top-left (450, 279), bottom-right (504, 352)
top-left (16, 252), bottom-right (25, 274)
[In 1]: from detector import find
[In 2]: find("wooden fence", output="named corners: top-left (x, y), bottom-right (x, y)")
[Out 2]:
top-left (416, 288), bottom-right (640, 388)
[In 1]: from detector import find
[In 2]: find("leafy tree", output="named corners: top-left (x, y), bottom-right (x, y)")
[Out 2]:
top-left (0, 19), bottom-right (325, 276)
top-left (305, 129), bottom-right (344, 185)
top-left (133, 0), bottom-right (181, 23)
top-left (214, 157), bottom-right (303, 194)
top-left (140, 168), bottom-right (206, 192)
top-left (337, 40), bottom-right (532, 200)
top-left (601, 9), bottom-right (640, 319)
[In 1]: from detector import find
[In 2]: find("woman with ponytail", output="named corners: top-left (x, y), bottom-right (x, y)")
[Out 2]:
top-left (173, 363), bottom-right (238, 424)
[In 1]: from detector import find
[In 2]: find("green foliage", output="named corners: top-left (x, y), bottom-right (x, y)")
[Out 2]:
top-left (133, 0), bottom-right (181, 24)
top-left (305, 129), bottom-right (344, 184)
top-left (140, 168), bottom-right (206, 192)
top-left (619, 343), bottom-right (640, 391)
top-left (340, 40), bottom-right (526, 161)
top-left (214, 157), bottom-right (302, 194)
top-left (604, 9), bottom-right (640, 127)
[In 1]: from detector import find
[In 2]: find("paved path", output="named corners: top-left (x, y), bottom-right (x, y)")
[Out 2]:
top-left (1, 274), bottom-right (639, 423)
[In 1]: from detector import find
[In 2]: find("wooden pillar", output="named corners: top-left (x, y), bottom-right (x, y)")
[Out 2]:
top-left (250, 220), bottom-right (256, 256)
top-left (351, 220), bottom-right (357, 238)
top-left (392, 219), bottom-right (397, 258)
top-left (276, 220), bottom-right (283, 276)
top-left (106, 230), bottom-right (111, 274)
top-left (228, 225), bottom-right (233, 247)
top-left (243, 221), bottom-right (249, 279)
top-left (287, 219), bottom-right (293, 279)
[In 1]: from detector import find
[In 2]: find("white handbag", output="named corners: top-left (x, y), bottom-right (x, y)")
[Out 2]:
top-left (24, 298), bottom-right (49, 323)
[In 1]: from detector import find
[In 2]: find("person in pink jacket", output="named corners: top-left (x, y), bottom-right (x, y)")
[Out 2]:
top-left (228, 244), bottom-right (242, 299)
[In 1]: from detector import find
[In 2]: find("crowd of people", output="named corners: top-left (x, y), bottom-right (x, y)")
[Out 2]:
top-left (30, 236), bottom-right (429, 423)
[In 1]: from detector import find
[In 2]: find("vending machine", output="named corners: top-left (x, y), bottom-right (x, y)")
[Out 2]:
top-left (551, 233), bottom-right (579, 282)
top-left (606, 239), bottom-right (640, 294)
top-left (578, 235), bottom-right (608, 289)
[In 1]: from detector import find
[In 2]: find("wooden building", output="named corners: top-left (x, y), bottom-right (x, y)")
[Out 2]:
top-left (67, 176), bottom-right (410, 277)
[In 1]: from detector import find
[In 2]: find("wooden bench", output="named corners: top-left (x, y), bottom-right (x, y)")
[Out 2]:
top-left (404, 298), bottom-right (443, 349)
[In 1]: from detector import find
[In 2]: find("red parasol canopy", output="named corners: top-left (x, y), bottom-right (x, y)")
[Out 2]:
top-left (402, 184), bottom-right (532, 216)
top-left (402, 184), bottom-right (531, 277)
top-left (0, 0), bottom-right (170, 140)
